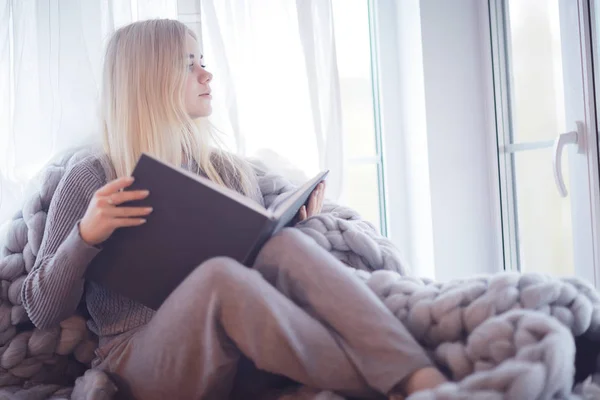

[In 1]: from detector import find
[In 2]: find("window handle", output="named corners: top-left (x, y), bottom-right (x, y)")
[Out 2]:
top-left (553, 121), bottom-right (584, 197)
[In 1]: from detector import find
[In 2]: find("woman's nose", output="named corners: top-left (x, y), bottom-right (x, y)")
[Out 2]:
top-left (198, 70), bottom-right (212, 84)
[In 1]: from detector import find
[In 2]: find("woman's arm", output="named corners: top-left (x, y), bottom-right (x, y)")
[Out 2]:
top-left (21, 160), bottom-right (105, 329)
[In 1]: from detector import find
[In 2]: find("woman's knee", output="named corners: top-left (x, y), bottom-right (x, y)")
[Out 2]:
top-left (256, 228), bottom-right (319, 275)
top-left (186, 257), bottom-right (249, 289)
top-left (268, 228), bottom-right (312, 255)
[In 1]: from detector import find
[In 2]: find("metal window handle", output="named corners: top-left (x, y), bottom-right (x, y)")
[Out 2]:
top-left (553, 121), bottom-right (584, 197)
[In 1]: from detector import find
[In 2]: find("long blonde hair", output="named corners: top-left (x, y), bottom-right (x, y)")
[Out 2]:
top-left (101, 19), bottom-right (257, 196)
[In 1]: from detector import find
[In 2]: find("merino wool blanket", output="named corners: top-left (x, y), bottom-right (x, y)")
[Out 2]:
top-left (1, 148), bottom-right (600, 399)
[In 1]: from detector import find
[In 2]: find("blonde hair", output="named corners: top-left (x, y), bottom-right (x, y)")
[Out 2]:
top-left (100, 19), bottom-right (257, 196)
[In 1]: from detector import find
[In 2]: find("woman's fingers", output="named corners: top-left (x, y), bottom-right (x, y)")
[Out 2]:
top-left (316, 182), bottom-right (325, 210)
top-left (80, 177), bottom-right (149, 246)
top-left (298, 206), bottom-right (307, 221)
top-left (111, 217), bottom-right (147, 228)
top-left (306, 182), bottom-right (325, 217)
top-left (96, 176), bottom-right (135, 196)
top-left (307, 190), bottom-right (318, 216)
top-left (104, 206), bottom-right (153, 218)
top-left (105, 189), bottom-right (150, 206)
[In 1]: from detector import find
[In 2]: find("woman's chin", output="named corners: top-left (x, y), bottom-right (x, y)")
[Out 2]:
top-left (188, 109), bottom-right (212, 119)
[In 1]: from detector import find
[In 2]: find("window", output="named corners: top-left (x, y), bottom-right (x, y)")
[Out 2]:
top-left (490, 0), bottom-right (600, 282)
top-left (498, 0), bottom-right (574, 275)
top-left (332, 0), bottom-right (386, 234)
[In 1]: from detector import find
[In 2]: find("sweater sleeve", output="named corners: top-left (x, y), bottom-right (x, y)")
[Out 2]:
top-left (22, 160), bottom-right (105, 329)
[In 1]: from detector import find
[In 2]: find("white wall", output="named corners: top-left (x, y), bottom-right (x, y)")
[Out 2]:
top-left (376, 0), bottom-right (503, 280)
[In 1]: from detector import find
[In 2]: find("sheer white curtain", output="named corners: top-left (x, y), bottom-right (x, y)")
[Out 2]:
top-left (1, 1), bottom-right (105, 227)
top-left (201, 0), bottom-right (343, 193)
top-left (0, 0), bottom-right (343, 231)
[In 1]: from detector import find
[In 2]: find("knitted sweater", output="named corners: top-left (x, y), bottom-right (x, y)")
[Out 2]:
top-left (21, 154), bottom-right (266, 344)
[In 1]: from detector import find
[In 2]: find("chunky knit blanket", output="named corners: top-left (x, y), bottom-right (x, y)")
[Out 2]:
top-left (1, 148), bottom-right (600, 399)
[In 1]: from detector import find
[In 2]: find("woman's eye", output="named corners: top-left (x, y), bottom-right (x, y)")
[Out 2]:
top-left (200, 64), bottom-right (206, 69)
top-left (188, 63), bottom-right (195, 71)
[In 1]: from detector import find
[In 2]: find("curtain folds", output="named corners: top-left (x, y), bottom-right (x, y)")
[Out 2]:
top-left (0, 0), bottom-right (343, 230)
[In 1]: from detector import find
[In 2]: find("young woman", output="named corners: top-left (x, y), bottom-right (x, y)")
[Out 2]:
top-left (21, 19), bottom-right (447, 400)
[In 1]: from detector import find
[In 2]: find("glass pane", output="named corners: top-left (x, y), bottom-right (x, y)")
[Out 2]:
top-left (506, 0), bottom-right (567, 142)
top-left (332, 0), bottom-right (377, 158)
top-left (341, 163), bottom-right (381, 233)
top-left (514, 148), bottom-right (574, 276)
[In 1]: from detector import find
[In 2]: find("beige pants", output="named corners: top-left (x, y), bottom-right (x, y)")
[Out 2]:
top-left (95, 228), bottom-right (431, 399)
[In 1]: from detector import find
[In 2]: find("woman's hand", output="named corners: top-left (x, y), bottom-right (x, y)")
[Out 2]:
top-left (79, 177), bottom-right (153, 246)
top-left (296, 181), bottom-right (326, 222)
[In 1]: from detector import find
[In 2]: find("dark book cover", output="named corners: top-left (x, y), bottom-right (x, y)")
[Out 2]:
top-left (86, 153), bottom-right (328, 310)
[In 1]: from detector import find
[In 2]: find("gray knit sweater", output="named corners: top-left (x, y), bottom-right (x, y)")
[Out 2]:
top-left (21, 154), bottom-right (265, 342)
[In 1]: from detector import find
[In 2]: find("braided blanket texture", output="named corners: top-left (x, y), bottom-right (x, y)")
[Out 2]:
top-left (1, 148), bottom-right (600, 399)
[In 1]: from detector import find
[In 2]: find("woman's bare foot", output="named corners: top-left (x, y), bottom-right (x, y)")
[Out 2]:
top-left (388, 367), bottom-right (448, 399)
top-left (388, 395), bottom-right (405, 400)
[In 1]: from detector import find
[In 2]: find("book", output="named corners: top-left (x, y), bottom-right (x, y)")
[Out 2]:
top-left (85, 153), bottom-right (329, 310)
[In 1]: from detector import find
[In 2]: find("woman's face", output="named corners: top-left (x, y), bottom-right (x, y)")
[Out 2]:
top-left (184, 34), bottom-right (213, 119)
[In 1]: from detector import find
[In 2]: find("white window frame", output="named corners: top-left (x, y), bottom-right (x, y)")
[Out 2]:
top-left (356, 0), bottom-right (388, 236)
top-left (489, 0), bottom-right (600, 285)
top-left (588, 0), bottom-right (600, 287)
top-left (487, 0), bottom-right (516, 272)
top-left (370, 0), bottom-right (504, 281)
